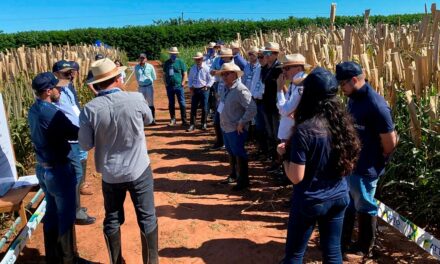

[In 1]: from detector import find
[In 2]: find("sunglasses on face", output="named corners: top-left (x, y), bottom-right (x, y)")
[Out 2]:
top-left (257, 55), bottom-right (264, 59)
top-left (263, 51), bottom-right (272, 56)
top-left (221, 72), bottom-right (233, 77)
top-left (339, 80), bottom-right (350, 87)
top-left (248, 53), bottom-right (256, 57)
top-left (282, 65), bottom-right (300, 71)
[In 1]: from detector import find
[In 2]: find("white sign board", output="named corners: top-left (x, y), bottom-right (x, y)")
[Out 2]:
top-left (0, 93), bottom-right (18, 196)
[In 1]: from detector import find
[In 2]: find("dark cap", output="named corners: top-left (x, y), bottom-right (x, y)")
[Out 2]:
top-left (69, 61), bottom-right (79, 71)
top-left (32, 72), bottom-right (60, 91)
top-left (215, 40), bottom-right (225, 47)
top-left (52, 60), bottom-right (74, 73)
top-left (303, 67), bottom-right (338, 99)
top-left (139, 53), bottom-right (147, 58)
top-left (95, 54), bottom-right (104, 60)
top-left (335, 61), bottom-right (363, 81)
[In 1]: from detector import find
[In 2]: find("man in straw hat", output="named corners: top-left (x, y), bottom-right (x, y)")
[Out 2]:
top-left (79, 58), bottom-right (158, 264)
top-left (261, 42), bottom-right (283, 172)
top-left (86, 54), bottom-right (105, 96)
top-left (230, 41), bottom-right (247, 71)
top-left (209, 48), bottom-right (235, 150)
top-left (207, 41), bottom-right (225, 119)
top-left (28, 72), bottom-right (91, 263)
top-left (273, 54), bottom-right (309, 185)
top-left (204, 42), bottom-right (217, 69)
top-left (135, 53), bottom-right (158, 125)
top-left (336, 61), bottom-right (397, 259)
top-left (243, 46), bottom-right (267, 155)
top-left (216, 62), bottom-right (257, 190)
top-left (163, 47), bottom-right (188, 127)
top-left (52, 60), bottom-right (96, 226)
top-left (187, 52), bottom-right (215, 132)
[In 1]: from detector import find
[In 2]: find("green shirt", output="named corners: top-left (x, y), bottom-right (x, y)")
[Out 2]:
top-left (163, 58), bottom-right (187, 87)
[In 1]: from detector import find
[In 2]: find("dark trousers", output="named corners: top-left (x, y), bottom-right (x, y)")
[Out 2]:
top-left (166, 85), bottom-right (186, 122)
top-left (190, 88), bottom-right (209, 125)
top-left (223, 130), bottom-right (248, 158)
top-left (263, 111), bottom-right (280, 159)
top-left (102, 166), bottom-right (157, 236)
top-left (283, 195), bottom-right (349, 264)
top-left (208, 83), bottom-right (218, 113)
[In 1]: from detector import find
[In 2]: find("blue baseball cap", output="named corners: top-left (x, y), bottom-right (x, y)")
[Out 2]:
top-left (52, 60), bottom-right (74, 73)
top-left (32, 72), bottom-right (68, 92)
top-left (335, 61), bottom-right (363, 81)
top-left (303, 67), bottom-right (339, 99)
top-left (95, 54), bottom-right (104, 60)
top-left (69, 61), bottom-right (80, 71)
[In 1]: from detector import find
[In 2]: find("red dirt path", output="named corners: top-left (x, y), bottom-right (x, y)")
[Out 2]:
top-left (16, 62), bottom-right (438, 264)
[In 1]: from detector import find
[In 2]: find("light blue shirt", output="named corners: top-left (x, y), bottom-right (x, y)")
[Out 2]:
top-left (55, 86), bottom-right (80, 127)
top-left (243, 62), bottom-right (264, 99)
top-left (188, 64), bottom-right (215, 88)
top-left (203, 54), bottom-right (217, 69)
top-left (135, 63), bottom-right (157, 87)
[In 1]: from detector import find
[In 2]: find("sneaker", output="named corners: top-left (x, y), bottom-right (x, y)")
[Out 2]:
top-left (200, 123), bottom-right (207, 130)
top-left (220, 176), bottom-right (236, 184)
top-left (168, 118), bottom-right (176, 126)
top-left (186, 125), bottom-right (195, 132)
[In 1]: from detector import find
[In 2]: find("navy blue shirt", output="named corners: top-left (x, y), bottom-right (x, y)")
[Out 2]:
top-left (348, 83), bottom-right (395, 178)
top-left (28, 99), bottom-right (79, 165)
top-left (289, 118), bottom-right (348, 202)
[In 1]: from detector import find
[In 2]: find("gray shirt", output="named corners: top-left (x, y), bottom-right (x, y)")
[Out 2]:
top-left (78, 88), bottom-right (153, 184)
top-left (220, 80), bottom-right (257, 133)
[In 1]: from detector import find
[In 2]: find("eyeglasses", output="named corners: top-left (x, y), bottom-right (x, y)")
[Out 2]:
top-left (248, 53), bottom-right (256, 57)
top-left (282, 65), bottom-right (300, 71)
top-left (257, 55), bottom-right (264, 59)
top-left (263, 51), bottom-right (272, 57)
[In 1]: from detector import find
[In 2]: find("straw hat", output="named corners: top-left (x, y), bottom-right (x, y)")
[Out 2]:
top-left (168, 47), bottom-right (180, 54)
top-left (193, 52), bottom-right (204, 59)
top-left (248, 46), bottom-right (259, 54)
top-left (263, 42), bottom-right (280, 52)
top-left (215, 62), bottom-right (244, 78)
top-left (230, 41), bottom-right (240, 49)
top-left (277, 54), bottom-right (311, 68)
top-left (87, 58), bottom-right (127, 85)
top-left (219, 48), bottom-right (233, 58)
top-left (207, 42), bottom-right (216, 48)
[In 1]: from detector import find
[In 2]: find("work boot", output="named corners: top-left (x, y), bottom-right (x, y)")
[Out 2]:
top-left (350, 213), bottom-right (377, 258)
top-left (44, 228), bottom-right (61, 264)
top-left (140, 225), bottom-right (159, 264)
top-left (104, 229), bottom-right (123, 264)
top-left (232, 157), bottom-right (249, 191)
top-left (221, 155), bottom-right (237, 184)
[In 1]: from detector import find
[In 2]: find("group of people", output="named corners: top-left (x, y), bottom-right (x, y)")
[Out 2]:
top-left (29, 57), bottom-right (158, 264)
top-left (28, 39), bottom-right (398, 263)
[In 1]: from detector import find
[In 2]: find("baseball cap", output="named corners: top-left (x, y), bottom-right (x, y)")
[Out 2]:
top-left (335, 61), bottom-right (363, 81)
top-left (69, 61), bottom-right (80, 71)
top-left (95, 54), bottom-right (105, 60)
top-left (303, 67), bottom-right (339, 99)
top-left (52, 60), bottom-right (74, 73)
top-left (32, 72), bottom-right (69, 91)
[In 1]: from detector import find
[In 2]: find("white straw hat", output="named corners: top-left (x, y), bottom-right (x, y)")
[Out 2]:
top-left (193, 52), bottom-right (204, 59)
top-left (263, 42), bottom-right (280, 52)
top-left (168, 47), bottom-right (180, 54)
top-left (215, 62), bottom-right (244, 78)
top-left (219, 48), bottom-right (233, 58)
top-left (277, 54), bottom-right (311, 68)
top-left (87, 58), bottom-right (127, 85)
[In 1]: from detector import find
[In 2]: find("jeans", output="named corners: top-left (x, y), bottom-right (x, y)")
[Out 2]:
top-left (36, 163), bottom-right (76, 235)
top-left (255, 102), bottom-right (266, 132)
top-left (208, 83), bottom-right (218, 113)
top-left (139, 84), bottom-right (155, 107)
top-left (166, 85), bottom-right (186, 122)
top-left (190, 88), bottom-right (209, 125)
top-left (284, 195), bottom-right (349, 264)
top-left (223, 130), bottom-right (248, 158)
top-left (68, 143), bottom-right (88, 220)
top-left (102, 166), bottom-right (157, 236)
top-left (346, 174), bottom-right (379, 216)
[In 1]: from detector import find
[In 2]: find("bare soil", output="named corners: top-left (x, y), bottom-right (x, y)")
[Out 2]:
top-left (14, 62), bottom-right (439, 264)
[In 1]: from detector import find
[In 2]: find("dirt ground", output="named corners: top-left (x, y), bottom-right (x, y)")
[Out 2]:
top-left (14, 62), bottom-right (439, 263)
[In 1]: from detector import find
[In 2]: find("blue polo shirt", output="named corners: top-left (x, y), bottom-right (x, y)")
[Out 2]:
top-left (289, 118), bottom-right (348, 202)
top-left (348, 83), bottom-right (395, 178)
top-left (28, 99), bottom-right (79, 165)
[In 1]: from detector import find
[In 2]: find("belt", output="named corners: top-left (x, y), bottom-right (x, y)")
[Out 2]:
top-left (139, 84), bottom-right (152, 87)
top-left (39, 161), bottom-right (68, 169)
top-left (194, 86), bottom-right (207, 89)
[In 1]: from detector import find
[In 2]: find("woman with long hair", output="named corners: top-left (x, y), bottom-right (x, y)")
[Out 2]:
top-left (277, 67), bottom-right (361, 263)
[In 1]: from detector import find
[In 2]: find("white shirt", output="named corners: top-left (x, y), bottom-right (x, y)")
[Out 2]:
top-left (188, 63), bottom-right (215, 88)
top-left (277, 71), bottom-right (307, 117)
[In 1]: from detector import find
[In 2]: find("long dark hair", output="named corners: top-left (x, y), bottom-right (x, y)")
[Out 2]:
top-left (295, 87), bottom-right (361, 178)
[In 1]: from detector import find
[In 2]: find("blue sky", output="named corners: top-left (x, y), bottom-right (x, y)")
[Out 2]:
top-left (1, 1), bottom-right (435, 33)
